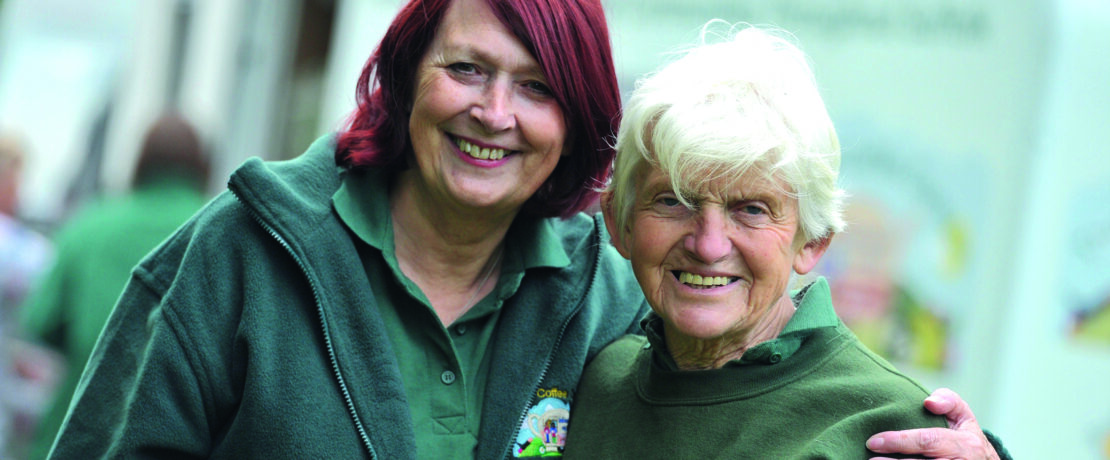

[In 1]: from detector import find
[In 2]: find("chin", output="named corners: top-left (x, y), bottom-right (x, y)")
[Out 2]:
top-left (665, 309), bottom-right (746, 341)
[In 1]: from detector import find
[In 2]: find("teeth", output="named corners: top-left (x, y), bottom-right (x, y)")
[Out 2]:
top-left (678, 272), bottom-right (732, 287)
top-left (456, 138), bottom-right (507, 160)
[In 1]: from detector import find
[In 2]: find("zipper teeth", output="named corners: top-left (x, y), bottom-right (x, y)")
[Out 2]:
top-left (237, 195), bottom-right (377, 459)
top-left (503, 216), bottom-right (605, 459)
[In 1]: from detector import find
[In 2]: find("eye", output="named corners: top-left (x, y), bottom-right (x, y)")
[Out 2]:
top-left (659, 196), bottom-right (682, 207)
top-left (740, 204), bottom-right (765, 215)
top-left (523, 80), bottom-right (554, 97)
top-left (651, 194), bottom-right (693, 217)
top-left (446, 62), bottom-right (480, 76)
top-left (732, 202), bottom-right (774, 225)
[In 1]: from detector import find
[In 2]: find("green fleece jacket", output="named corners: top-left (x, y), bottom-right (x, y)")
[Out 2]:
top-left (48, 135), bottom-right (649, 459)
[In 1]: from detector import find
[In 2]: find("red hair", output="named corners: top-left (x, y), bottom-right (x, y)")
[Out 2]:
top-left (335, 0), bottom-right (621, 218)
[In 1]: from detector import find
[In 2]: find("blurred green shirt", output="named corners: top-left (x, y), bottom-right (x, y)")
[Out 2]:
top-left (20, 177), bottom-right (207, 460)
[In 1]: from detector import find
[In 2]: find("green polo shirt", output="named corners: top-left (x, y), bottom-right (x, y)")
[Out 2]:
top-left (643, 280), bottom-right (839, 369)
top-left (332, 169), bottom-right (570, 458)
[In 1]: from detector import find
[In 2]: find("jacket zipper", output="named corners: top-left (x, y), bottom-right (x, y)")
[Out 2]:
top-left (235, 194), bottom-right (378, 459)
top-left (500, 215), bottom-right (605, 459)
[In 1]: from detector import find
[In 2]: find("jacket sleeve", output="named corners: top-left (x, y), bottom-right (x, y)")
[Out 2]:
top-left (984, 429), bottom-right (1013, 460)
top-left (49, 268), bottom-right (215, 459)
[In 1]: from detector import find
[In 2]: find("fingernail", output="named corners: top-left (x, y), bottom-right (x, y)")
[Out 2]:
top-left (866, 438), bottom-right (883, 449)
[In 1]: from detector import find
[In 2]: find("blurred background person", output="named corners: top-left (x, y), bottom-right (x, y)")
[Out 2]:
top-left (0, 131), bottom-right (54, 460)
top-left (17, 113), bottom-right (209, 460)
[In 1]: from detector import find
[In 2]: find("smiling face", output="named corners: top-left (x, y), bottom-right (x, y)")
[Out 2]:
top-left (607, 165), bottom-right (828, 343)
top-left (406, 0), bottom-right (567, 215)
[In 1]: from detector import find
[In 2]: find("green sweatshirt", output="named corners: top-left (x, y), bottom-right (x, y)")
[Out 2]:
top-left (565, 278), bottom-right (947, 459)
top-left (20, 178), bottom-right (207, 460)
top-left (47, 135), bottom-right (649, 459)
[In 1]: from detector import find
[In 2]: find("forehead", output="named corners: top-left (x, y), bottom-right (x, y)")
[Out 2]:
top-left (432, 0), bottom-right (541, 71)
top-left (440, 0), bottom-right (497, 34)
top-left (637, 162), bottom-right (790, 200)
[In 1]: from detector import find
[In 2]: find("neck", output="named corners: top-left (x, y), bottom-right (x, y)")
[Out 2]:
top-left (390, 170), bottom-right (516, 325)
top-left (665, 296), bottom-right (796, 370)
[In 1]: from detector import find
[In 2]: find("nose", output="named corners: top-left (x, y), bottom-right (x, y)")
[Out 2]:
top-left (684, 211), bottom-right (732, 263)
top-left (470, 79), bottom-right (516, 133)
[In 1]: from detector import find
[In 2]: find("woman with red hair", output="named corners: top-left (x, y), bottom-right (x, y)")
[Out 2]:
top-left (48, 1), bottom-right (999, 458)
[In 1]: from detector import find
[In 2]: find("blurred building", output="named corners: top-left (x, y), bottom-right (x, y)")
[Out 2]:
top-left (0, 0), bottom-right (346, 226)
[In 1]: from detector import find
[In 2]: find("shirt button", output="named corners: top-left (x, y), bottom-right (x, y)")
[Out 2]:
top-left (769, 353), bottom-right (782, 364)
top-left (440, 370), bottom-right (457, 385)
top-left (455, 324), bottom-right (467, 335)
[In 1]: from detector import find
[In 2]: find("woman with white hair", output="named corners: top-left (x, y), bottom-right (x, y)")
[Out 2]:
top-left (565, 25), bottom-right (1007, 459)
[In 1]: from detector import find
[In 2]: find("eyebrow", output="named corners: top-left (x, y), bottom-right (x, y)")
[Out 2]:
top-left (684, 182), bottom-right (786, 207)
top-left (639, 174), bottom-right (679, 198)
top-left (442, 41), bottom-right (546, 79)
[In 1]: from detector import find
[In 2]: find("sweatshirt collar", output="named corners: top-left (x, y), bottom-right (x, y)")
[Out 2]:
top-left (643, 277), bottom-right (838, 369)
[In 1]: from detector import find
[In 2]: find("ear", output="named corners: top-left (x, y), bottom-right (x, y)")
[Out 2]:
top-left (793, 233), bottom-right (833, 275)
top-left (600, 191), bottom-right (631, 259)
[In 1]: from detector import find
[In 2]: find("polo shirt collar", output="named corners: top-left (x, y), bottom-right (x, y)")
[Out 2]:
top-left (330, 169), bottom-right (570, 271)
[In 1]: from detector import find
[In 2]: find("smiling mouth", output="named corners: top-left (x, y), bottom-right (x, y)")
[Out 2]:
top-left (675, 271), bottom-right (738, 289)
top-left (455, 137), bottom-right (510, 160)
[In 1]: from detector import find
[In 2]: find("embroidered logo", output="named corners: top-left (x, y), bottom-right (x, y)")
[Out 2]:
top-left (513, 390), bottom-right (570, 457)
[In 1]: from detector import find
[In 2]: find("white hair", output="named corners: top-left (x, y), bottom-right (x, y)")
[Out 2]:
top-left (607, 23), bottom-right (846, 244)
